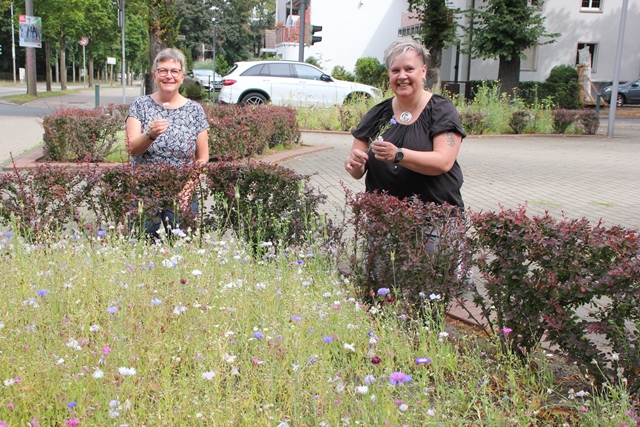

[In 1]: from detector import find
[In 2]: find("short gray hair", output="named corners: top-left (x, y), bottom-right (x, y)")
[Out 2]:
top-left (383, 40), bottom-right (430, 70)
top-left (152, 48), bottom-right (186, 71)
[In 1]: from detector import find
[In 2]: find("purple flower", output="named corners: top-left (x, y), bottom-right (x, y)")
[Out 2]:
top-left (389, 371), bottom-right (411, 385)
top-left (106, 306), bottom-right (118, 314)
top-left (390, 118), bottom-right (397, 125)
top-left (377, 288), bottom-right (390, 296)
top-left (67, 401), bottom-right (77, 408)
top-left (290, 315), bottom-right (302, 322)
top-left (363, 374), bottom-right (376, 384)
top-left (3, 232), bottom-right (13, 238)
top-left (37, 289), bottom-right (48, 297)
top-left (253, 332), bottom-right (264, 340)
top-left (502, 327), bottom-right (513, 335)
top-left (371, 356), bottom-right (381, 364)
top-left (97, 230), bottom-right (107, 237)
top-left (322, 336), bottom-right (333, 343)
top-left (415, 357), bottom-right (432, 365)
top-left (150, 298), bottom-right (162, 306)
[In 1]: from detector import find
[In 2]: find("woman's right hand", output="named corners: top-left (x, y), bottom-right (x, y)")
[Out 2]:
top-left (345, 148), bottom-right (368, 173)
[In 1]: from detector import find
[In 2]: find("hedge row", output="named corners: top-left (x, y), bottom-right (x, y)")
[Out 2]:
top-left (41, 103), bottom-right (301, 163)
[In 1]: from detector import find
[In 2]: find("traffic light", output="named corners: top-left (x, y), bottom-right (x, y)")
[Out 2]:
top-left (307, 25), bottom-right (322, 45)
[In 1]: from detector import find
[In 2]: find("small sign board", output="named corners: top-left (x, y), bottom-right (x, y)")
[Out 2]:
top-left (79, 36), bottom-right (89, 46)
top-left (107, 57), bottom-right (117, 65)
top-left (19, 15), bottom-right (42, 48)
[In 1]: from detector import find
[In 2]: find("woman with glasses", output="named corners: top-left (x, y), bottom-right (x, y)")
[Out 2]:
top-left (125, 48), bottom-right (209, 239)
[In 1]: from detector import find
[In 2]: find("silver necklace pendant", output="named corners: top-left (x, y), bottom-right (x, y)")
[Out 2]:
top-left (399, 111), bottom-right (412, 123)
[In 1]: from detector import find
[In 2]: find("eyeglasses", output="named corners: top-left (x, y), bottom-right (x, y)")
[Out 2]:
top-left (155, 68), bottom-right (183, 77)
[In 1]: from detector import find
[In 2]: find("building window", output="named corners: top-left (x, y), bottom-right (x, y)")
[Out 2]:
top-left (521, 45), bottom-right (538, 71)
top-left (581, 0), bottom-right (602, 11)
top-left (576, 43), bottom-right (597, 71)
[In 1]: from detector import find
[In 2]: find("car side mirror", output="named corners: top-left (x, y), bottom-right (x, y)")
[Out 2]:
top-left (320, 74), bottom-right (333, 82)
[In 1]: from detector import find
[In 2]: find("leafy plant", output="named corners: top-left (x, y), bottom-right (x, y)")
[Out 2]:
top-left (509, 110), bottom-right (531, 134)
top-left (552, 108), bottom-right (577, 133)
top-left (576, 109), bottom-right (600, 135)
top-left (42, 104), bottom-right (128, 162)
top-left (459, 111), bottom-right (489, 135)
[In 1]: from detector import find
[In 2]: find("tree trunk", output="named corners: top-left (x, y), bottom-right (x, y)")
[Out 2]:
top-left (498, 55), bottom-right (521, 97)
top-left (45, 38), bottom-right (52, 92)
top-left (60, 34), bottom-right (67, 91)
top-left (88, 55), bottom-right (94, 87)
top-left (426, 47), bottom-right (442, 91)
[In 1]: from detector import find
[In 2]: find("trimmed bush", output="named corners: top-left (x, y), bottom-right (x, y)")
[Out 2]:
top-left (540, 65), bottom-right (583, 109)
top-left (459, 111), bottom-right (489, 135)
top-left (42, 104), bottom-right (128, 162)
top-left (576, 109), bottom-right (600, 135)
top-left (552, 109), bottom-right (578, 133)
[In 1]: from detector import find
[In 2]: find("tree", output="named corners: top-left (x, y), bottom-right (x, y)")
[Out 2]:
top-left (463, 0), bottom-right (558, 96)
top-left (407, 0), bottom-right (459, 90)
top-left (175, 0), bottom-right (216, 63)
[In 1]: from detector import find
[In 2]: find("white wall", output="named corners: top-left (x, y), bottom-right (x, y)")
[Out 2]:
top-left (277, 0), bottom-right (409, 73)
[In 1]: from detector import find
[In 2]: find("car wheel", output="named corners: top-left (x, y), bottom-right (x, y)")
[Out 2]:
top-left (344, 93), bottom-right (370, 104)
top-left (241, 93), bottom-right (268, 105)
top-left (616, 93), bottom-right (625, 107)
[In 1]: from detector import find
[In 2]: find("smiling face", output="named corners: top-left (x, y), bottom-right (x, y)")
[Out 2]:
top-left (152, 59), bottom-right (185, 94)
top-left (388, 49), bottom-right (427, 99)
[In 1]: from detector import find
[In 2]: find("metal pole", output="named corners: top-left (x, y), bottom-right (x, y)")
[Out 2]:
top-left (25, 0), bottom-right (36, 96)
top-left (607, 0), bottom-right (628, 137)
top-left (11, 1), bottom-right (17, 83)
top-left (83, 44), bottom-right (86, 87)
top-left (119, 0), bottom-right (126, 104)
top-left (212, 23), bottom-right (216, 99)
top-left (298, 0), bottom-right (306, 62)
top-left (95, 83), bottom-right (100, 107)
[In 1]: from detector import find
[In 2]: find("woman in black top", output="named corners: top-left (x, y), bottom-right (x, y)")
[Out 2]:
top-left (344, 40), bottom-right (466, 208)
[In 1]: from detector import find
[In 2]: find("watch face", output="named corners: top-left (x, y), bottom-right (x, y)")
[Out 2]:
top-left (394, 149), bottom-right (404, 163)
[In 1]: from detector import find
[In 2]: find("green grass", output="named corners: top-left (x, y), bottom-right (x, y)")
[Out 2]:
top-left (0, 229), bottom-right (636, 426)
top-left (2, 89), bottom-right (81, 105)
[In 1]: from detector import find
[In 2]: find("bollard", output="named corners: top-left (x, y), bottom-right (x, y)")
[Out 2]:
top-left (95, 84), bottom-right (100, 108)
top-left (595, 93), bottom-right (601, 114)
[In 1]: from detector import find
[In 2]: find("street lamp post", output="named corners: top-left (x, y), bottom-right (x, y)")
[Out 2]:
top-left (212, 21), bottom-right (216, 97)
top-left (118, 0), bottom-right (126, 104)
top-left (11, 1), bottom-right (17, 83)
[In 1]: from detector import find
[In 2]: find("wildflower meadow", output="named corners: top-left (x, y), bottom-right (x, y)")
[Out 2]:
top-left (0, 227), bottom-right (637, 426)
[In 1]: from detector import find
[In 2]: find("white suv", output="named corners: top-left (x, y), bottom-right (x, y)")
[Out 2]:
top-left (219, 60), bottom-right (382, 107)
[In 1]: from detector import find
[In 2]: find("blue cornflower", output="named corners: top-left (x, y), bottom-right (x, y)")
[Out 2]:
top-left (415, 357), bottom-right (432, 365)
top-left (322, 336), bottom-right (333, 343)
top-left (151, 298), bottom-right (162, 306)
top-left (253, 332), bottom-right (264, 340)
top-left (37, 289), bottom-right (48, 297)
top-left (377, 288), bottom-right (390, 296)
top-left (67, 401), bottom-right (77, 408)
top-left (106, 306), bottom-right (118, 314)
top-left (4, 232), bottom-right (13, 238)
top-left (97, 230), bottom-right (107, 237)
top-left (290, 315), bottom-right (302, 322)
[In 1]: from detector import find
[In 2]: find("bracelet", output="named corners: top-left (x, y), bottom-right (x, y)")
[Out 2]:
top-left (145, 130), bottom-right (156, 141)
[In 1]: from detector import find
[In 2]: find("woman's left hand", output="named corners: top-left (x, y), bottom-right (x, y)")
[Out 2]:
top-left (370, 139), bottom-right (398, 162)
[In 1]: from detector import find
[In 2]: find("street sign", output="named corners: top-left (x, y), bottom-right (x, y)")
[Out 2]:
top-left (107, 57), bottom-right (116, 65)
top-left (79, 36), bottom-right (89, 46)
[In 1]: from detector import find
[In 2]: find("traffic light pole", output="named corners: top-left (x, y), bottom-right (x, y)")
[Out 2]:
top-left (298, 0), bottom-right (306, 62)
top-left (25, 0), bottom-right (36, 96)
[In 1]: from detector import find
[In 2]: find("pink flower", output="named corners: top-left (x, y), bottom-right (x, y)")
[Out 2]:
top-left (102, 347), bottom-right (111, 355)
top-left (502, 327), bottom-right (513, 335)
top-left (64, 418), bottom-right (80, 427)
top-left (30, 418), bottom-right (40, 427)
top-left (252, 358), bottom-right (264, 365)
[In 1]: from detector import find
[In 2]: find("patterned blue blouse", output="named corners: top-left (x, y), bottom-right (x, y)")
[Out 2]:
top-left (127, 96), bottom-right (209, 166)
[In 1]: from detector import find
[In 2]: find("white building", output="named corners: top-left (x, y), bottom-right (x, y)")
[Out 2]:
top-left (272, 0), bottom-right (640, 93)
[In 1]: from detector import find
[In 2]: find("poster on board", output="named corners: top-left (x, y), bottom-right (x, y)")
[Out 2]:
top-left (19, 15), bottom-right (42, 48)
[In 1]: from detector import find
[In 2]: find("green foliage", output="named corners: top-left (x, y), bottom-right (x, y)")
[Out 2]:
top-left (354, 57), bottom-right (385, 88)
top-left (346, 191), bottom-right (472, 317)
top-left (575, 109), bottom-right (600, 135)
top-left (538, 66), bottom-right (582, 109)
top-left (459, 111), bottom-right (489, 135)
top-left (408, 0), bottom-right (459, 52)
top-left (41, 104), bottom-right (129, 162)
top-left (470, 206), bottom-right (640, 391)
top-left (206, 103), bottom-right (300, 160)
top-left (551, 108), bottom-right (577, 133)
top-left (181, 83), bottom-right (205, 100)
top-left (508, 110), bottom-right (530, 134)
top-left (463, 0), bottom-right (558, 62)
top-left (305, 56), bottom-right (322, 69)
top-left (546, 64), bottom-right (579, 84)
top-left (331, 65), bottom-right (355, 82)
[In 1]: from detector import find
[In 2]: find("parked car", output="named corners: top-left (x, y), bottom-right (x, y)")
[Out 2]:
top-left (601, 77), bottom-right (640, 107)
top-left (184, 69), bottom-right (222, 92)
top-left (218, 60), bottom-right (382, 106)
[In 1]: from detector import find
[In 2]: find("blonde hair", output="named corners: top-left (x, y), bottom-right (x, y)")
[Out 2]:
top-left (383, 40), bottom-right (430, 70)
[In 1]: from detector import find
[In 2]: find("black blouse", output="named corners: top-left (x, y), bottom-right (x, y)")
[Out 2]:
top-left (351, 94), bottom-right (466, 208)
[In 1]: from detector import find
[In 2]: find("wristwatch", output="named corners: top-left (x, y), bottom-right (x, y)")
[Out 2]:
top-left (393, 147), bottom-right (404, 163)
top-left (145, 130), bottom-right (156, 141)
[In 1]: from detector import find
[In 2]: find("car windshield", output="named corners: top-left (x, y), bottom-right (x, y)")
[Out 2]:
top-left (193, 70), bottom-right (213, 77)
